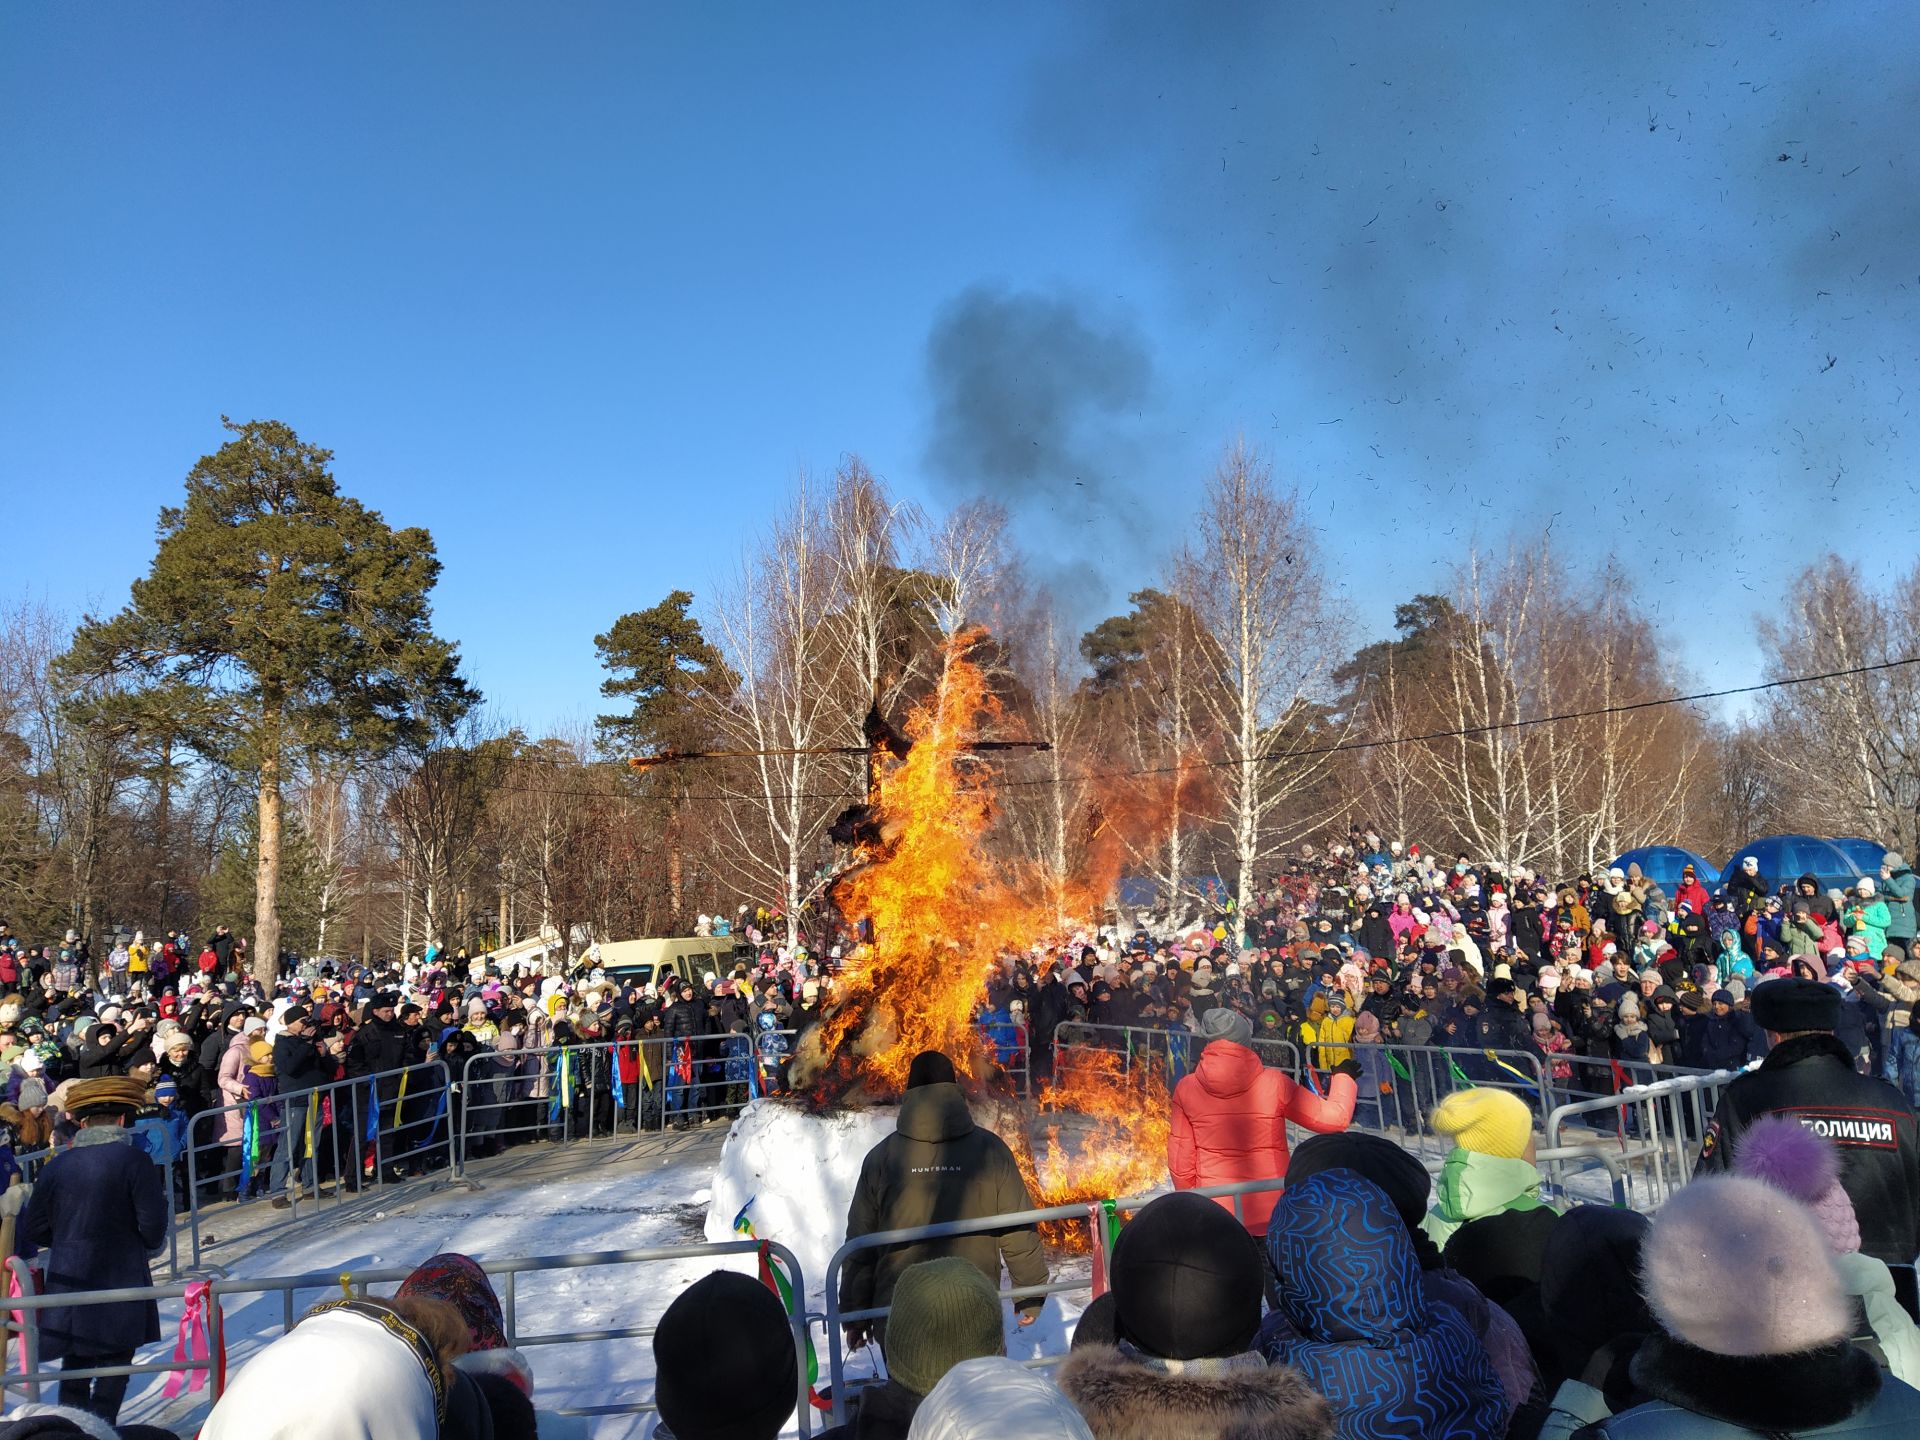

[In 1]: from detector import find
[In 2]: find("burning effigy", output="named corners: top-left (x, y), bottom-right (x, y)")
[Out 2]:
top-left (770, 631), bottom-right (1175, 1228)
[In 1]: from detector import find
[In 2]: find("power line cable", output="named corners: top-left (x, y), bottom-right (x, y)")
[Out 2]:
top-left (478, 654), bottom-right (1920, 805)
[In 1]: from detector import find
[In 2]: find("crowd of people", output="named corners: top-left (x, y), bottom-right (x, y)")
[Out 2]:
top-left (5, 833), bottom-right (1920, 1438)
top-left (0, 923), bottom-right (834, 1221)
top-left (978, 841), bottom-right (1920, 1115)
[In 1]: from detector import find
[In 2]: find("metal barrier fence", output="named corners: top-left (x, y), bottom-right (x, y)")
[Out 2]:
top-left (4, 1241), bottom-right (818, 1433)
top-left (454, 1031), bottom-right (801, 1166)
top-left (1053, 1030), bottom-right (1549, 1125)
top-left (180, 1058), bottom-right (453, 1268)
top-left (1052, 1022), bottom-right (1301, 1084)
top-left (977, 1023), bottom-right (1032, 1098)
top-left (819, 1175), bottom-right (1293, 1428)
top-left (1545, 1068), bottom-right (1744, 1208)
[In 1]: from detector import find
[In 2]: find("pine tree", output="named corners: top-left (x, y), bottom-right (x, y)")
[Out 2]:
top-left (593, 590), bottom-right (733, 755)
top-left (59, 419), bottom-right (475, 986)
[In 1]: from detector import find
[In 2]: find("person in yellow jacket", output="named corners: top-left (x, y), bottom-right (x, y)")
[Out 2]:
top-left (128, 931), bottom-right (149, 978)
top-left (1300, 994), bottom-right (1356, 1071)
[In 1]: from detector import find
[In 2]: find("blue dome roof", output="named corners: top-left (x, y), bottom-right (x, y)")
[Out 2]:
top-left (1608, 845), bottom-right (1721, 893)
top-left (1718, 835), bottom-right (1866, 891)
top-left (1831, 837), bottom-right (1890, 874)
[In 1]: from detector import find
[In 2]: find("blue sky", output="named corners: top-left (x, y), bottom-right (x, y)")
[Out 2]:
top-left (4, 3), bottom-right (1915, 736)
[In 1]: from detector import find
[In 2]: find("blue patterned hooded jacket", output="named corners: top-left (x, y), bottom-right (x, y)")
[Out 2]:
top-left (1263, 1168), bottom-right (1506, 1440)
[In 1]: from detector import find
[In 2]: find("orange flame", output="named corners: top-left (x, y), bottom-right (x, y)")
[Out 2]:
top-left (819, 632), bottom-right (1051, 1093)
top-left (1018, 1048), bottom-right (1172, 1234)
top-left (1068, 755), bottom-right (1221, 917)
top-left (817, 632), bottom-right (1190, 1239)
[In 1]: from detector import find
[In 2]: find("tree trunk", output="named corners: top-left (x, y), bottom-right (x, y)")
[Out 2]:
top-left (253, 749), bottom-right (284, 989)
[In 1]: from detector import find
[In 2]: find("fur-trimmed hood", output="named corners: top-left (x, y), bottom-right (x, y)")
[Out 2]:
top-left (1055, 1345), bottom-right (1335, 1440)
top-left (1614, 1331), bottom-right (1889, 1434)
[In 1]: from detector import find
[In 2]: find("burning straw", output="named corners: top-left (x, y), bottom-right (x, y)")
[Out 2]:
top-left (790, 631), bottom-right (1177, 1228)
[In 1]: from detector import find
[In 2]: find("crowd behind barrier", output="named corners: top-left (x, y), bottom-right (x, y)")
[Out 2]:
top-left (7, 834), bottom-right (1920, 1435)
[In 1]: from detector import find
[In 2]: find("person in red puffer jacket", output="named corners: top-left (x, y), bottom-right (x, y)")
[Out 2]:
top-left (1169, 1006), bottom-right (1360, 1235)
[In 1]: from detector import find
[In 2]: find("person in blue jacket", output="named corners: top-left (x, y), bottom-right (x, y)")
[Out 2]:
top-left (17, 1075), bottom-right (169, 1424)
top-left (1262, 1167), bottom-right (1507, 1440)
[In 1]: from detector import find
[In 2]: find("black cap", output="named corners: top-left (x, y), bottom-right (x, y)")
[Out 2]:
top-left (1749, 976), bottom-right (1840, 1033)
top-left (372, 991), bottom-right (400, 1011)
top-left (1110, 1191), bottom-right (1263, 1360)
top-left (281, 1005), bottom-right (310, 1027)
top-left (653, 1272), bottom-right (797, 1440)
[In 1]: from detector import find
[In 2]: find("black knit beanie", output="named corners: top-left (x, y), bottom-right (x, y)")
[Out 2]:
top-left (654, 1272), bottom-right (798, 1440)
top-left (1109, 1192), bottom-right (1263, 1360)
top-left (1286, 1133), bottom-right (1431, 1235)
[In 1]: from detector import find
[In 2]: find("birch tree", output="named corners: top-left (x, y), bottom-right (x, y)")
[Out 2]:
top-left (1182, 442), bottom-right (1343, 943)
top-left (705, 480), bottom-right (847, 949)
top-left (1757, 558), bottom-right (1920, 855)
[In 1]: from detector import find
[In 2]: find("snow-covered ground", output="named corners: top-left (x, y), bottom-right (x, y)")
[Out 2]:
top-left (100, 1104), bottom-right (1095, 1438)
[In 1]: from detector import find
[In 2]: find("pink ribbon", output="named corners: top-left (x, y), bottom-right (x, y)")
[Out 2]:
top-left (1086, 1203), bottom-right (1110, 1298)
top-left (161, 1280), bottom-right (212, 1398)
top-left (8, 1263), bottom-right (31, 1375)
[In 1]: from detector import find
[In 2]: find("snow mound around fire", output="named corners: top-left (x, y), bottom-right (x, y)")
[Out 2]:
top-left (703, 1098), bottom-right (898, 1291)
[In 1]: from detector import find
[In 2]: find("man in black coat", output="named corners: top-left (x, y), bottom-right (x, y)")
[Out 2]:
top-left (1680, 989), bottom-right (1766, 1071)
top-left (1697, 977), bottom-right (1920, 1269)
top-left (840, 1052), bottom-right (1046, 1350)
top-left (346, 993), bottom-right (413, 1176)
top-left (17, 1076), bottom-right (168, 1423)
top-left (1726, 856), bottom-right (1770, 918)
top-left (1476, 979), bottom-right (1545, 1066)
top-left (660, 980), bottom-right (704, 1130)
top-left (268, 1005), bottom-right (326, 1206)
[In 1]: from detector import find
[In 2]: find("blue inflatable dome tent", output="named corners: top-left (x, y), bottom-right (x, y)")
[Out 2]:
top-left (1831, 836), bottom-right (1890, 877)
top-left (1607, 845), bottom-right (1721, 895)
top-left (1718, 835), bottom-right (1867, 896)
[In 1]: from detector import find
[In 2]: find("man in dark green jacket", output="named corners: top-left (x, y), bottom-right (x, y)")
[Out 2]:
top-left (840, 1052), bottom-right (1046, 1348)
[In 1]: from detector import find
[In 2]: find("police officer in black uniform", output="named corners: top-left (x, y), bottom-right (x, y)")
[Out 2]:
top-left (1697, 976), bottom-right (1920, 1277)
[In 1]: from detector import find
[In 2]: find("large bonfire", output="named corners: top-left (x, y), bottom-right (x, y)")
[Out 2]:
top-left (793, 631), bottom-right (1174, 1220)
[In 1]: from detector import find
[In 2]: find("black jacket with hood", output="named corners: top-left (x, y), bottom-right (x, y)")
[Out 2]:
top-left (840, 1081), bottom-right (1047, 1320)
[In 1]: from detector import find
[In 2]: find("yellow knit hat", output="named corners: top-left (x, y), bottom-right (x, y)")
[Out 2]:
top-left (1431, 1087), bottom-right (1534, 1160)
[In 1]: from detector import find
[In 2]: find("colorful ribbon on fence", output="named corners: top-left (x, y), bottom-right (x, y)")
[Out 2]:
top-left (364, 1082), bottom-right (381, 1143)
top-left (9, 1260), bottom-right (35, 1375)
top-left (731, 1199), bottom-right (829, 1411)
top-left (548, 1052), bottom-right (574, 1123)
top-left (160, 1280), bottom-right (225, 1398)
top-left (1609, 1060), bottom-right (1631, 1147)
top-left (1302, 1062), bottom-right (1324, 1097)
top-left (237, 1105), bottom-right (259, 1192)
top-left (1446, 1056), bottom-right (1477, 1090)
top-left (1086, 1196), bottom-right (1124, 1298)
top-left (1386, 1052), bottom-right (1414, 1082)
top-left (1483, 1050), bottom-right (1542, 1096)
top-left (420, 1087), bottom-right (450, 1147)
top-left (610, 1050), bottom-right (626, 1111)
